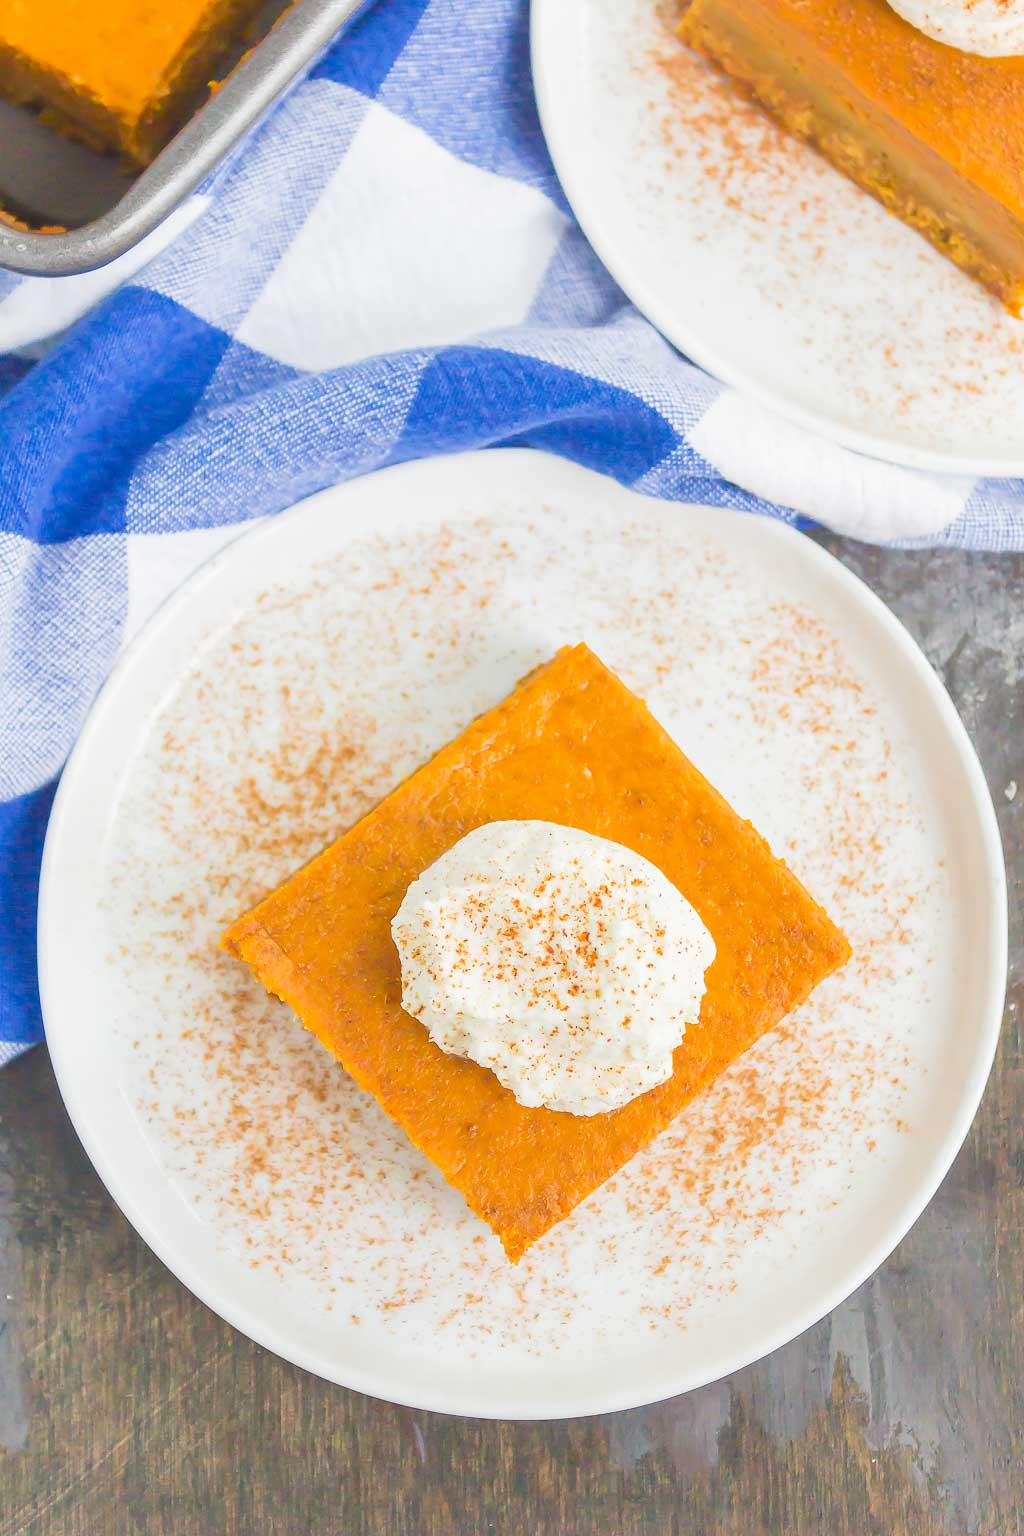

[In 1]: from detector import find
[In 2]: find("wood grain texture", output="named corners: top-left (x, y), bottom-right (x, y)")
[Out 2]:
top-left (0, 539), bottom-right (1020, 1536)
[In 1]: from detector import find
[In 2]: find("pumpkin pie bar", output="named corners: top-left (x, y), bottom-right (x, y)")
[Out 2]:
top-left (0, 0), bottom-right (267, 165)
top-left (222, 644), bottom-right (851, 1261)
top-left (677, 0), bottom-right (1024, 313)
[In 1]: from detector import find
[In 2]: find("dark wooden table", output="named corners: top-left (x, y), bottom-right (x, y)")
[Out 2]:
top-left (1, 538), bottom-right (1021, 1536)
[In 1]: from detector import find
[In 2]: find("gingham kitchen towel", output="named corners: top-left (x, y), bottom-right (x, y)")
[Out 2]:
top-left (2, 0), bottom-right (1022, 1063)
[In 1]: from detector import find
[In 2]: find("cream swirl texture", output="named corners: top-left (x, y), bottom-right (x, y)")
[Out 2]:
top-left (887, 0), bottom-right (1024, 56)
top-left (391, 820), bottom-right (716, 1116)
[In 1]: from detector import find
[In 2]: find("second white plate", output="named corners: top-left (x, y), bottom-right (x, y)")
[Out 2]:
top-left (532, 0), bottom-right (1024, 474)
top-left (39, 450), bottom-right (1005, 1418)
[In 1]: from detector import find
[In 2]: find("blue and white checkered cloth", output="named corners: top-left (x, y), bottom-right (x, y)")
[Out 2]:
top-left (2, 0), bottom-right (1022, 1065)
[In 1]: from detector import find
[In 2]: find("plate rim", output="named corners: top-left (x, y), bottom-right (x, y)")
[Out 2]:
top-left (37, 448), bottom-right (1008, 1419)
top-left (529, 0), bottom-right (1024, 479)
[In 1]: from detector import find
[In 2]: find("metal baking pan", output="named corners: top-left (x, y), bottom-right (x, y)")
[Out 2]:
top-left (0, 0), bottom-right (370, 278)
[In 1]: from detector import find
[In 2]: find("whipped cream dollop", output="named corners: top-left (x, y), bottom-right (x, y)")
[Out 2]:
top-left (887, 0), bottom-right (1024, 56)
top-left (391, 820), bottom-right (716, 1117)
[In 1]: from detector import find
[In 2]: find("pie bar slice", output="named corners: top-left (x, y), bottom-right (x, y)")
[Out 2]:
top-left (0, 0), bottom-right (267, 165)
top-left (222, 644), bottom-right (851, 1261)
top-left (677, 0), bottom-right (1024, 314)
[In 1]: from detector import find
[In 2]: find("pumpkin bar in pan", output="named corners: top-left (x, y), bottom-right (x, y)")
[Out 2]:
top-left (0, 0), bottom-right (266, 165)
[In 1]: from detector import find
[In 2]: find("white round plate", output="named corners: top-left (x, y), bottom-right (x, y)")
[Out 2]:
top-left (39, 450), bottom-right (1005, 1419)
top-left (532, 0), bottom-right (1024, 475)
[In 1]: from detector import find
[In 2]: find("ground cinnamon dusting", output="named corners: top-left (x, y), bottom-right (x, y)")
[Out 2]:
top-left (634, 0), bottom-right (1024, 437)
top-left (104, 508), bottom-right (944, 1356)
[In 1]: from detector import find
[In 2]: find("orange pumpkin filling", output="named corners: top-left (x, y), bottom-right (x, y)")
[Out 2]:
top-left (677, 0), bottom-right (1024, 313)
top-left (222, 643), bottom-right (851, 1260)
top-left (0, 0), bottom-right (267, 165)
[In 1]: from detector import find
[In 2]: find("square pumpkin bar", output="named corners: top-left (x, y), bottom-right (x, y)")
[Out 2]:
top-left (223, 644), bottom-right (850, 1261)
top-left (677, 0), bottom-right (1024, 313)
top-left (0, 0), bottom-right (266, 165)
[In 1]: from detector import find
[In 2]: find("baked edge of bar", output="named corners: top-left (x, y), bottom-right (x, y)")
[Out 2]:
top-left (677, 0), bottom-right (1024, 314)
